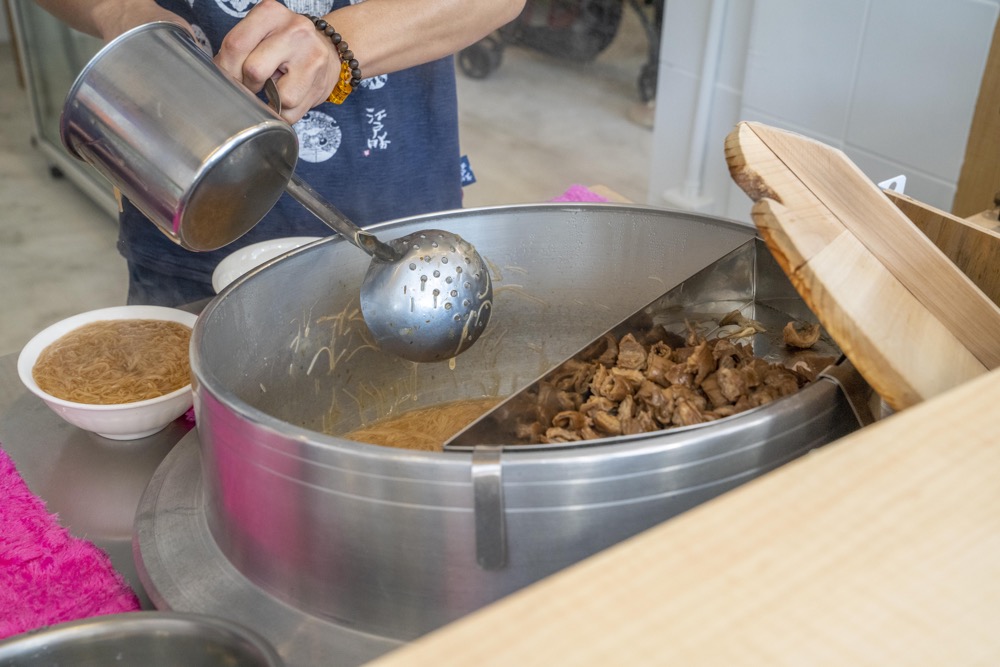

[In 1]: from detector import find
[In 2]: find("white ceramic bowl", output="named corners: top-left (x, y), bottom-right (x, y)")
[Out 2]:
top-left (17, 306), bottom-right (198, 440)
top-left (212, 236), bottom-right (322, 293)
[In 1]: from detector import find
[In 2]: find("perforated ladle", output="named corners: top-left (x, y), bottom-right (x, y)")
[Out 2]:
top-left (266, 81), bottom-right (493, 362)
top-left (58, 22), bottom-right (491, 362)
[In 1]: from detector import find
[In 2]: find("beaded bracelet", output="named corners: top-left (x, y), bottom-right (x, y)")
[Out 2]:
top-left (304, 14), bottom-right (362, 104)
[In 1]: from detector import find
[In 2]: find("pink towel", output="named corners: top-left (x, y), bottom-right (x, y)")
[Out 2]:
top-left (0, 445), bottom-right (140, 639)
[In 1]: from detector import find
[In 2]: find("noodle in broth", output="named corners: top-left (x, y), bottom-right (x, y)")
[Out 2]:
top-left (344, 398), bottom-right (500, 451)
top-left (32, 319), bottom-right (192, 404)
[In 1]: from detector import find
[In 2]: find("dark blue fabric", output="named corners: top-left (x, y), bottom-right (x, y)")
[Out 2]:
top-left (120, 0), bottom-right (462, 303)
top-left (126, 258), bottom-right (216, 306)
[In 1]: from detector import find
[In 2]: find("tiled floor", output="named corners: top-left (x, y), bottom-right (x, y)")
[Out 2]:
top-left (0, 9), bottom-right (654, 358)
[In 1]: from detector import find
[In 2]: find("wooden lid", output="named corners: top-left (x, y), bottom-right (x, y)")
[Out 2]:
top-left (725, 121), bottom-right (1000, 410)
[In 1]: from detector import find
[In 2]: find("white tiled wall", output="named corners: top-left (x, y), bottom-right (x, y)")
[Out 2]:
top-left (652, 0), bottom-right (754, 214)
top-left (649, 0), bottom-right (1000, 222)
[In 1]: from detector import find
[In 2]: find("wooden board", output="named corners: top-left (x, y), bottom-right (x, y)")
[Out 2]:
top-left (724, 121), bottom-right (1000, 410)
top-left (885, 189), bottom-right (1000, 306)
top-left (367, 366), bottom-right (1000, 667)
top-left (964, 208), bottom-right (1000, 235)
top-left (587, 184), bottom-right (633, 203)
top-left (953, 16), bottom-right (1000, 218)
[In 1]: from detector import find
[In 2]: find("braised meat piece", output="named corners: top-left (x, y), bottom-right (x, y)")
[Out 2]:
top-left (738, 357), bottom-right (771, 388)
top-left (624, 406), bottom-right (659, 435)
top-left (591, 366), bottom-right (644, 402)
top-left (783, 321), bottom-right (822, 349)
top-left (544, 428), bottom-right (583, 443)
top-left (529, 317), bottom-right (817, 445)
top-left (533, 383), bottom-right (578, 424)
top-left (579, 333), bottom-right (619, 366)
top-left (709, 405), bottom-right (740, 419)
top-left (616, 333), bottom-right (648, 371)
top-left (763, 366), bottom-right (801, 397)
top-left (515, 420), bottom-right (546, 443)
top-left (711, 338), bottom-right (743, 368)
top-left (552, 410), bottom-right (588, 432)
top-left (591, 410), bottom-right (622, 437)
top-left (663, 361), bottom-right (694, 388)
top-left (548, 358), bottom-right (594, 394)
top-left (636, 380), bottom-right (673, 424)
top-left (674, 397), bottom-right (711, 427)
top-left (645, 342), bottom-right (676, 387)
top-left (580, 395), bottom-right (616, 417)
top-left (685, 340), bottom-right (715, 385)
top-left (716, 367), bottom-right (748, 403)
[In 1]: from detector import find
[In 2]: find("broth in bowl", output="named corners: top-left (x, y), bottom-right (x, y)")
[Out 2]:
top-left (32, 319), bottom-right (192, 405)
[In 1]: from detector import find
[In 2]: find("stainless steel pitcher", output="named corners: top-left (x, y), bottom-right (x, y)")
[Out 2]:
top-left (60, 22), bottom-right (298, 251)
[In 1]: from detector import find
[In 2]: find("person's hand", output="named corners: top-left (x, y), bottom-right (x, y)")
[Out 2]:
top-left (215, 0), bottom-right (341, 124)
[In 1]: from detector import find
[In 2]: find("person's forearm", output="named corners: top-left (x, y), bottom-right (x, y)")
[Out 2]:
top-left (325, 0), bottom-right (525, 78)
top-left (33, 0), bottom-right (189, 41)
top-left (214, 0), bottom-right (526, 122)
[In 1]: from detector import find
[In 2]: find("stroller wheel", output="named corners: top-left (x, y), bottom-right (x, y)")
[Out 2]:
top-left (638, 62), bottom-right (658, 103)
top-left (459, 36), bottom-right (503, 79)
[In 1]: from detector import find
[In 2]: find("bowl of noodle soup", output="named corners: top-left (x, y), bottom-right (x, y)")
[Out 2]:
top-left (17, 306), bottom-right (197, 440)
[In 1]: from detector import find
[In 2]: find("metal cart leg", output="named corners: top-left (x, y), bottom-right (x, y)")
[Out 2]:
top-left (628, 0), bottom-right (663, 102)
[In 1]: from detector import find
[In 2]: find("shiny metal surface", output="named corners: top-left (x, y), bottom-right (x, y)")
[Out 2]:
top-left (471, 445), bottom-right (506, 570)
top-left (0, 612), bottom-right (284, 666)
top-left (446, 237), bottom-right (842, 448)
top-left (284, 171), bottom-right (397, 261)
top-left (135, 433), bottom-right (403, 667)
top-left (361, 228), bottom-right (493, 361)
top-left (285, 174), bottom-right (494, 362)
top-left (164, 203), bottom-right (863, 643)
top-left (59, 22), bottom-right (297, 251)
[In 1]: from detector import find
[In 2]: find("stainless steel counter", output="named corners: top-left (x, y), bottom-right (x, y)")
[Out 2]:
top-left (0, 352), bottom-right (192, 609)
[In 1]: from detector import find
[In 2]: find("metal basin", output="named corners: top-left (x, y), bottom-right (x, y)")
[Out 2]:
top-left (181, 203), bottom-right (863, 641)
top-left (0, 612), bottom-right (283, 666)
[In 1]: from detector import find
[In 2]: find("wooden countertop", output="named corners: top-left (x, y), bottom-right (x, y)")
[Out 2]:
top-left (368, 365), bottom-right (1000, 665)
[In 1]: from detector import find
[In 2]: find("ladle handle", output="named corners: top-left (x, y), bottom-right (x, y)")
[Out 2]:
top-left (285, 172), bottom-right (399, 262)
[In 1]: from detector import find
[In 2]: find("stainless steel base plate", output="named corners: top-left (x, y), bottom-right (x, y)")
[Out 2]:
top-left (133, 431), bottom-right (403, 667)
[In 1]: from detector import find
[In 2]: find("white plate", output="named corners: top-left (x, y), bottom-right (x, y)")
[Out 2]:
top-left (212, 237), bottom-right (322, 293)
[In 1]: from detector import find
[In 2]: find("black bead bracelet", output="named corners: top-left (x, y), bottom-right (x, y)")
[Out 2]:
top-left (304, 14), bottom-right (362, 104)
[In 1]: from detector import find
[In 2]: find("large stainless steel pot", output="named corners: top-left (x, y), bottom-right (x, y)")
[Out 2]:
top-left (180, 204), bottom-right (863, 642)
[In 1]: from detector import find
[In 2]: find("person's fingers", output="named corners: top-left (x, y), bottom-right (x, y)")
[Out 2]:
top-left (271, 41), bottom-right (340, 122)
top-left (215, 2), bottom-right (339, 122)
top-left (215, 0), bottom-right (292, 89)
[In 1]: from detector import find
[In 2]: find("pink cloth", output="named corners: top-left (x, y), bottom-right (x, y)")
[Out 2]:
top-left (550, 184), bottom-right (609, 203)
top-left (0, 445), bottom-right (140, 639)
